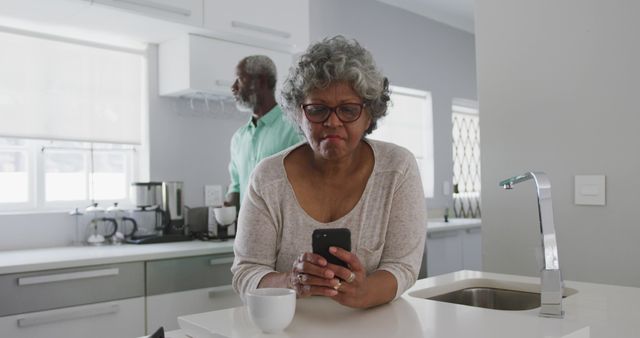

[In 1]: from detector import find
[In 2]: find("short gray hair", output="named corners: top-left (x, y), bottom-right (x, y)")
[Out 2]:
top-left (280, 35), bottom-right (390, 134)
top-left (241, 55), bottom-right (277, 90)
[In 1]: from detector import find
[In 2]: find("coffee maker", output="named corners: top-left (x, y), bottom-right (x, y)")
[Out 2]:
top-left (127, 181), bottom-right (191, 244)
top-left (161, 181), bottom-right (185, 234)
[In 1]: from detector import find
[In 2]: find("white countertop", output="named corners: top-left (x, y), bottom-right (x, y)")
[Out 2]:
top-left (172, 270), bottom-right (640, 338)
top-left (0, 219), bottom-right (479, 275)
top-left (427, 218), bottom-right (481, 233)
top-left (0, 240), bottom-right (235, 274)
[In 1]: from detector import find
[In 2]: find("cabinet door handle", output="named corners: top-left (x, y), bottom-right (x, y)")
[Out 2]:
top-left (427, 230), bottom-right (459, 239)
top-left (18, 268), bottom-right (119, 286)
top-left (208, 285), bottom-right (234, 298)
top-left (17, 304), bottom-right (119, 327)
top-left (230, 20), bottom-right (291, 39)
top-left (112, 0), bottom-right (192, 16)
top-left (465, 227), bottom-right (481, 234)
top-left (209, 257), bottom-right (235, 266)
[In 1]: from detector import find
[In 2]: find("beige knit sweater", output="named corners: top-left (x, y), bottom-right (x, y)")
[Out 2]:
top-left (231, 139), bottom-right (427, 300)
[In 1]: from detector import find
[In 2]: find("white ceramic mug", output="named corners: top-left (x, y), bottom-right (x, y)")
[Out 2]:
top-left (213, 206), bottom-right (236, 225)
top-left (246, 288), bottom-right (296, 333)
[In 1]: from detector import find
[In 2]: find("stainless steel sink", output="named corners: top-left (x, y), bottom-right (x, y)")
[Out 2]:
top-left (408, 277), bottom-right (578, 312)
top-left (427, 287), bottom-right (542, 311)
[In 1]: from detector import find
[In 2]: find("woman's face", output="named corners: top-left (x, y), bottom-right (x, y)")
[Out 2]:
top-left (300, 81), bottom-right (372, 161)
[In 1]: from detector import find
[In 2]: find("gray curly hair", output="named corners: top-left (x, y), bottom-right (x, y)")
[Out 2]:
top-left (280, 35), bottom-right (390, 135)
top-left (241, 55), bottom-right (277, 91)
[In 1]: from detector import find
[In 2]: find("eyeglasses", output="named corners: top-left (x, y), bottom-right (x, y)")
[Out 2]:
top-left (301, 103), bottom-right (365, 123)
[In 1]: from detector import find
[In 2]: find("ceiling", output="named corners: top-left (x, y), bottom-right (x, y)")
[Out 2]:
top-left (376, 0), bottom-right (474, 33)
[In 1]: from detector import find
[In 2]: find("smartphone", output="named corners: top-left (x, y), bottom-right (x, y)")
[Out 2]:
top-left (312, 228), bottom-right (351, 268)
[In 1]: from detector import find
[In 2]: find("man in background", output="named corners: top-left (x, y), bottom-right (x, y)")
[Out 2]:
top-left (225, 55), bottom-right (302, 209)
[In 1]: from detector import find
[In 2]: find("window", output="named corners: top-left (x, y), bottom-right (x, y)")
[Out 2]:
top-left (452, 100), bottom-right (481, 218)
top-left (0, 138), bottom-right (137, 211)
top-left (0, 29), bottom-right (145, 212)
top-left (0, 138), bottom-right (30, 206)
top-left (370, 86), bottom-right (434, 197)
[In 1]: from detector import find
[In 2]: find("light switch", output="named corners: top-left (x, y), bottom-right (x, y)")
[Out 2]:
top-left (204, 185), bottom-right (223, 207)
top-left (574, 175), bottom-right (605, 206)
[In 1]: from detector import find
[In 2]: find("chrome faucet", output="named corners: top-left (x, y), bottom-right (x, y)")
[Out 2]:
top-left (499, 171), bottom-right (564, 318)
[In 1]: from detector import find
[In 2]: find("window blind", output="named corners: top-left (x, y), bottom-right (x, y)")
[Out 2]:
top-left (0, 30), bottom-right (144, 144)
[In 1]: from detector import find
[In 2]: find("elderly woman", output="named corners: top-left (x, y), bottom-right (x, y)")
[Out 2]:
top-left (231, 36), bottom-right (427, 309)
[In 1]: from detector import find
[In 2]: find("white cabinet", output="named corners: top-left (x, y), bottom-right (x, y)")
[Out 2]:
top-left (147, 285), bottom-right (242, 331)
top-left (0, 262), bottom-right (145, 338)
top-left (159, 34), bottom-right (293, 97)
top-left (85, 0), bottom-right (204, 27)
top-left (462, 227), bottom-right (482, 271)
top-left (145, 253), bottom-right (240, 332)
top-left (427, 230), bottom-right (463, 277)
top-left (426, 226), bottom-right (482, 277)
top-left (0, 298), bottom-right (144, 338)
top-left (203, 0), bottom-right (309, 52)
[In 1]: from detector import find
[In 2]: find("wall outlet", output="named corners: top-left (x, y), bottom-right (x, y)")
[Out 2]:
top-left (204, 185), bottom-right (223, 207)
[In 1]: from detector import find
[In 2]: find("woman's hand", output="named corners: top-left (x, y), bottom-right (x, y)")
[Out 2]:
top-left (325, 246), bottom-right (372, 308)
top-left (289, 252), bottom-right (341, 298)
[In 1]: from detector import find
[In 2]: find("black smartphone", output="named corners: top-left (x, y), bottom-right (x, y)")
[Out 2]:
top-left (312, 228), bottom-right (351, 268)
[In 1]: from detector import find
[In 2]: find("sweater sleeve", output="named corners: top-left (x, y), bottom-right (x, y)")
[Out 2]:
top-left (376, 154), bottom-right (428, 299)
top-left (230, 173), bottom-right (280, 301)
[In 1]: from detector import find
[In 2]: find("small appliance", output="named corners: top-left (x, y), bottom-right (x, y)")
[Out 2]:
top-left (127, 180), bottom-right (191, 244)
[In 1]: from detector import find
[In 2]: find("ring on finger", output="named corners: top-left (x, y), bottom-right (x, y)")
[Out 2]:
top-left (333, 281), bottom-right (342, 291)
top-left (346, 271), bottom-right (356, 283)
top-left (297, 273), bottom-right (305, 284)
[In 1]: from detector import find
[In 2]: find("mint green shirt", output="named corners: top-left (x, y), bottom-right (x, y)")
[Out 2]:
top-left (228, 105), bottom-right (302, 205)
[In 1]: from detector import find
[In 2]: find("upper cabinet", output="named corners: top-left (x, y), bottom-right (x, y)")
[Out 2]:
top-left (84, 0), bottom-right (204, 27)
top-left (203, 0), bottom-right (309, 53)
top-left (159, 34), bottom-right (294, 97)
top-left (83, 0), bottom-right (309, 52)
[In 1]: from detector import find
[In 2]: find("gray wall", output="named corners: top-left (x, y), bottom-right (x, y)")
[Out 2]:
top-left (477, 0), bottom-right (640, 286)
top-left (310, 0), bottom-right (477, 210)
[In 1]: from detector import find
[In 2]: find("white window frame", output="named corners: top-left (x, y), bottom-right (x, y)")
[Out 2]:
top-left (0, 28), bottom-right (147, 214)
top-left (0, 139), bottom-right (139, 213)
top-left (370, 85), bottom-right (434, 198)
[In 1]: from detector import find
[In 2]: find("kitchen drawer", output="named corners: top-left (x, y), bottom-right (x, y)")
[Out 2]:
top-left (0, 262), bottom-right (144, 317)
top-left (146, 285), bottom-right (242, 331)
top-left (0, 297), bottom-right (144, 338)
top-left (146, 254), bottom-right (235, 295)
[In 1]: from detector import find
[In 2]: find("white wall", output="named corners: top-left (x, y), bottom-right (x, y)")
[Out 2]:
top-left (310, 0), bottom-right (477, 210)
top-left (147, 45), bottom-right (246, 207)
top-left (477, 0), bottom-right (640, 287)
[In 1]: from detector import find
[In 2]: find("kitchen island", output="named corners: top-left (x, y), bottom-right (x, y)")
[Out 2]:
top-left (162, 270), bottom-right (639, 338)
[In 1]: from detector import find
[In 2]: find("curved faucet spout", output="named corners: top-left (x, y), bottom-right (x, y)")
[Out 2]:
top-left (499, 171), bottom-right (564, 318)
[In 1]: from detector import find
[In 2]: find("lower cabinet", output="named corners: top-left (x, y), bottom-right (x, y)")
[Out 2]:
top-left (426, 226), bottom-right (482, 277)
top-left (0, 252), bottom-right (241, 337)
top-left (145, 253), bottom-right (242, 332)
top-left (147, 285), bottom-right (242, 331)
top-left (462, 227), bottom-right (482, 272)
top-left (0, 298), bottom-right (145, 338)
top-left (0, 261), bottom-right (145, 338)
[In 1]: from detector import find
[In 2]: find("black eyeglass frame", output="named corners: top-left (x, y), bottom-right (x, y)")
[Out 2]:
top-left (300, 103), bottom-right (366, 124)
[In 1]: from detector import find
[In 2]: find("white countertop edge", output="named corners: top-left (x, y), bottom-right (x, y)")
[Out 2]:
top-left (427, 218), bottom-right (481, 233)
top-left (0, 241), bottom-right (235, 275)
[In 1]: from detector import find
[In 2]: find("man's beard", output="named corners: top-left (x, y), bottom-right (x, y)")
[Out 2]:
top-left (235, 93), bottom-right (257, 112)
